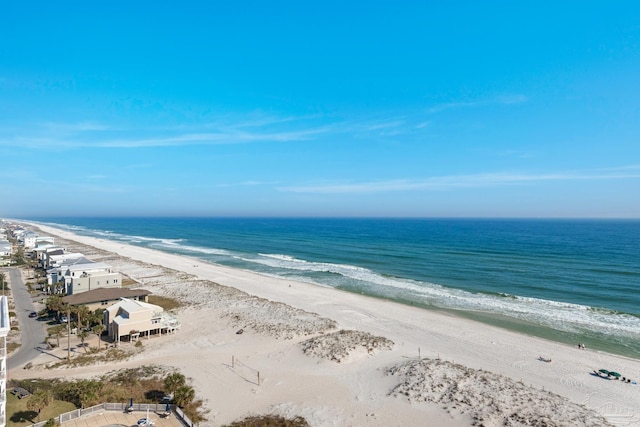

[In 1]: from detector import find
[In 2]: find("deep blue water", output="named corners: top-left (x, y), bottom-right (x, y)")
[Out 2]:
top-left (27, 217), bottom-right (640, 356)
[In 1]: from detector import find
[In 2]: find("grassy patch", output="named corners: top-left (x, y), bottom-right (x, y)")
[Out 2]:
top-left (148, 295), bottom-right (182, 311)
top-left (45, 347), bottom-right (134, 369)
top-left (224, 415), bottom-right (310, 427)
top-left (122, 277), bottom-right (138, 287)
top-left (6, 392), bottom-right (76, 427)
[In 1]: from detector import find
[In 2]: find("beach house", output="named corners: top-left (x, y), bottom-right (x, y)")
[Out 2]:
top-left (0, 240), bottom-right (10, 257)
top-left (22, 231), bottom-right (38, 249)
top-left (60, 261), bottom-right (122, 295)
top-left (45, 251), bottom-right (84, 270)
top-left (104, 298), bottom-right (180, 343)
top-left (63, 287), bottom-right (152, 311)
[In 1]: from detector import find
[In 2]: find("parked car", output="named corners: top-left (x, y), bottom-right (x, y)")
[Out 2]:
top-left (60, 315), bottom-right (68, 323)
top-left (28, 311), bottom-right (37, 318)
top-left (137, 418), bottom-right (154, 426)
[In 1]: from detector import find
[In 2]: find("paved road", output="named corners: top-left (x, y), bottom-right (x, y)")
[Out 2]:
top-left (4, 267), bottom-right (49, 370)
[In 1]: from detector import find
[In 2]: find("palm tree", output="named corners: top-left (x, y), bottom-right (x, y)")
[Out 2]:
top-left (92, 324), bottom-right (106, 349)
top-left (74, 304), bottom-right (90, 329)
top-left (26, 389), bottom-right (52, 422)
top-left (78, 330), bottom-right (89, 353)
top-left (164, 372), bottom-right (186, 396)
top-left (88, 308), bottom-right (104, 327)
top-left (173, 385), bottom-right (195, 408)
top-left (46, 295), bottom-right (63, 319)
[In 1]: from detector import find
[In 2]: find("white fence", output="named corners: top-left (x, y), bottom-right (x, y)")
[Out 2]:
top-left (27, 402), bottom-right (196, 427)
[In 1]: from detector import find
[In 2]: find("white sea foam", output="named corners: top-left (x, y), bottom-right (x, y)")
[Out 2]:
top-left (244, 252), bottom-right (640, 339)
top-left (154, 241), bottom-right (231, 256)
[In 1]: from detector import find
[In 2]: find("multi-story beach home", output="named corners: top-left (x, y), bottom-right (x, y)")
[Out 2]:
top-left (0, 296), bottom-right (11, 427)
top-left (46, 252), bottom-right (84, 270)
top-left (21, 231), bottom-right (38, 249)
top-left (33, 245), bottom-right (65, 267)
top-left (60, 261), bottom-right (122, 295)
top-left (0, 240), bottom-right (10, 257)
top-left (0, 240), bottom-right (10, 267)
top-left (46, 256), bottom-right (95, 292)
top-left (104, 298), bottom-right (180, 343)
top-left (35, 236), bottom-right (54, 246)
top-left (9, 227), bottom-right (26, 241)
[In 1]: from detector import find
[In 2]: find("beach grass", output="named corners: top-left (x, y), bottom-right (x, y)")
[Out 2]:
top-left (148, 295), bottom-right (182, 311)
top-left (224, 415), bottom-right (310, 427)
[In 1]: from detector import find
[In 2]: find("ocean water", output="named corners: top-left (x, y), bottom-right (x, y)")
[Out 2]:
top-left (30, 217), bottom-right (640, 357)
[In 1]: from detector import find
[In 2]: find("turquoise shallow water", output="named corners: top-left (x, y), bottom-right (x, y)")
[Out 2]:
top-left (28, 217), bottom-right (640, 358)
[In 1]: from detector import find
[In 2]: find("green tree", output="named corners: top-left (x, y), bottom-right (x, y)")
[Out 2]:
top-left (164, 372), bottom-right (186, 396)
top-left (78, 330), bottom-right (89, 353)
top-left (73, 304), bottom-right (90, 329)
top-left (46, 295), bottom-right (63, 319)
top-left (77, 380), bottom-right (102, 407)
top-left (92, 324), bottom-right (106, 349)
top-left (58, 379), bottom-right (103, 408)
top-left (12, 246), bottom-right (25, 265)
top-left (173, 385), bottom-right (195, 408)
top-left (88, 308), bottom-right (104, 327)
top-left (26, 389), bottom-right (52, 422)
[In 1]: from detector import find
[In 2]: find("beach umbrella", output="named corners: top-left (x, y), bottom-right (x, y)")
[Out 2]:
top-left (598, 369), bottom-right (609, 375)
top-left (609, 371), bottom-right (621, 378)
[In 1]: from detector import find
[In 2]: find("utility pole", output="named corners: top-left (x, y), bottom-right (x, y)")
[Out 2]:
top-left (67, 307), bottom-right (71, 363)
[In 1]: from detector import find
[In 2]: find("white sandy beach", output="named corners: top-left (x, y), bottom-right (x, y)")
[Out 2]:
top-left (9, 222), bottom-right (640, 426)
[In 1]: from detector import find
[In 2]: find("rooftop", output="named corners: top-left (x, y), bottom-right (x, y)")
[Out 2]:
top-left (63, 288), bottom-right (152, 305)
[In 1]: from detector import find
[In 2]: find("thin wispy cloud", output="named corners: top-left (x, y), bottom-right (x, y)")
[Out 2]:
top-left (1, 112), bottom-right (426, 149)
top-left (427, 94), bottom-right (528, 114)
top-left (279, 166), bottom-right (640, 194)
top-left (3, 126), bottom-right (329, 149)
top-left (41, 121), bottom-right (110, 132)
top-left (215, 180), bottom-right (280, 188)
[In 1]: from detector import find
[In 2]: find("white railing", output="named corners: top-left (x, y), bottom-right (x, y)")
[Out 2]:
top-left (26, 402), bottom-right (196, 427)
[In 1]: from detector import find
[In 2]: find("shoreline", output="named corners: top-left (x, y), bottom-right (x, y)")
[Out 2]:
top-left (10, 221), bottom-right (640, 426)
top-left (25, 218), bottom-right (640, 360)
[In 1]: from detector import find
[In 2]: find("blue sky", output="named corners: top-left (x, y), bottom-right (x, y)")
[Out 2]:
top-left (1, 2), bottom-right (639, 218)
